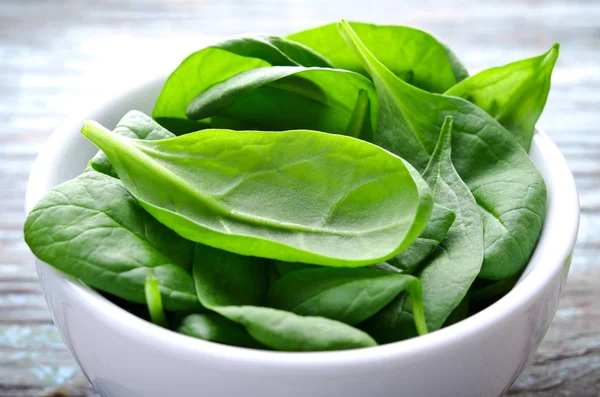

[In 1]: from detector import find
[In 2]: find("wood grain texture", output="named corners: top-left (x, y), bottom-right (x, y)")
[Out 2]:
top-left (1, 0), bottom-right (598, 395)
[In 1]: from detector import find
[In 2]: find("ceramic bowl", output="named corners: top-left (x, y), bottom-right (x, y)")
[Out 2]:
top-left (25, 76), bottom-right (579, 397)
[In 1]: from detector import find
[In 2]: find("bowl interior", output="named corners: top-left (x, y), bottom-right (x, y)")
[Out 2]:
top-left (25, 76), bottom-right (580, 361)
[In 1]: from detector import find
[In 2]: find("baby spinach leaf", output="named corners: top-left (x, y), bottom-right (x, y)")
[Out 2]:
top-left (443, 292), bottom-right (470, 327)
top-left (153, 36), bottom-right (332, 134)
top-left (358, 294), bottom-right (418, 344)
top-left (23, 172), bottom-right (199, 311)
top-left (268, 267), bottom-right (428, 334)
top-left (288, 21), bottom-right (468, 93)
top-left (144, 274), bottom-right (168, 327)
top-left (81, 120), bottom-right (433, 267)
top-left (275, 261), bottom-right (317, 276)
top-left (470, 276), bottom-right (519, 303)
top-left (176, 313), bottom-right (264, 349)
top-left (445, 45), bottom-right (559, 150)
top-left (186, 66), bottom-right (377, 139)
top-left (339, 20), bottom-right (546, 280)
top-left (193, 245), bottom-right (377, 351)
top-left (90, 111), bottom-right (175, 178)
top-left (388, 203), bottom-right (455, 273)
top-left (193, 243), bottom-right (269, 307)
top-left (416, 117), bottom-right (483, 330)
top-left (215, 305), bottom-right (376, 351)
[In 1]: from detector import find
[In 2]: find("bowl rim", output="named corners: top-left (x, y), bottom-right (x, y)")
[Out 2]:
top-left (25, 75), bottom-right (580, 366)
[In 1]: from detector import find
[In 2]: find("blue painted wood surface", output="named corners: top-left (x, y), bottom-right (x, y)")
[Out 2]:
top-left (1, 1), bottom-right (598, 395)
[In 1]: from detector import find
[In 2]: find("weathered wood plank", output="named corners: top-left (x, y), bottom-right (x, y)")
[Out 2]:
top-left (0, 0), bottom-right (598, 395)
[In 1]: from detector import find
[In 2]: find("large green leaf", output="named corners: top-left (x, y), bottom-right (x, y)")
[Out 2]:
top-left (193, 245), bottom-right (376, 351)
top-left (186, 66), bottom-right (377, 139)
top-left (152, 35), bottom-right (332, 134)
top-left (288, 21), bottom-right (468, 93)
top-left (176, 313), bottom-right (265, 349)
top-left (417, 117), bottom-right (483, 330)
top-left (81, 119), bottom-right (432, 267)
top-left (358, 294), bottom-right (417, 344)
top-left (193, 243), bottom-right (269, 307)
top-left (268, 267), bottom-right (427, 334)
top-left (388, 203), bottom-right (455, 273)
top-left (90, 111), bottom-right (175, 178)
top-left (338, 21), bottom-right (546, 279)
top-left (23, 172), bottom-right (199, 311)
top-left (446, 45), bottom-right (559, 150)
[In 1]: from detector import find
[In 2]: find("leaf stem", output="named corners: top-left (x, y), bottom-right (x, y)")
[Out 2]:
top-left (407, 280), bottom-right (429, 335)
top-left (344, 89), bottom-right (370, 138)
top-left (145, 274), bottom-right (168, 328)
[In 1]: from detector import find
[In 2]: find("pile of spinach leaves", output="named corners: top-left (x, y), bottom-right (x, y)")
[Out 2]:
top-left (24, 20), bottom-right (557, 352)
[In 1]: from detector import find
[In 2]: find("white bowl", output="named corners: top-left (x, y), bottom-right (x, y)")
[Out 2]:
top-left (25, 76), bottom-right (579, 397)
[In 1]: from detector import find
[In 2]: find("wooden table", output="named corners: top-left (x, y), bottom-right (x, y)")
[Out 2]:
top-left (1, 1), bottom-right (598, 396)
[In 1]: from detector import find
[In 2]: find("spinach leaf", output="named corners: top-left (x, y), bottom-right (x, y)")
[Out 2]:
top-left (81, 119), bottom-right (433, 267)
top-left (446, 45), bottom-right (559, 150)
top-left (144, 275), bottom-right (168, 327)
top-left (275, 261), bottom-right (317, 276)
top-left (288, 21), bottom-right (467, 93)
top-left (186, 66), bottom-right (377, 139)
top-left (216, 306), bottom-right (376, 351)
top-left (470, 276), bottom-right (519, 302)
top-left (416, 117), bottom-right (483, 330)
top-left (176, 313), bottom-right (264, 349)
top-left (193, 245), bottom-right (377, 351)
top-left (90, 111), bottom-right (175, 178)
top-left (268, 267), bottom-right (428, 334)
top-left (153, 36), bottom-right (332, 134)
top-left (358, 294), bottom-right (418, 344)
top-left (443, 292), bottom-right (470, 327)
top-left (388, 203), bottom-right (455, 273)
top-left (23, 172), bottom-right (199, 311)
top-left (193, 243), bottom-right (269, 307)
top-left (339, 20), bottom-right (546, 280)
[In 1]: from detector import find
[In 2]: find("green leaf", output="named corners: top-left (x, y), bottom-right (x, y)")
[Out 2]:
top-left (193, 244), bottom-right (376, 351)
top-left (470, 276), bottom-right (519, 302)
top-left (275, 261), bottom-right (317, 276)
top-left (193, 244), bottom-right (269, 308)
top-left (443, 292), bottom-right (470, 327)
top-left (358, 294), bottom-right (418, 344)
top-left (186, 66), bottom-right (377, 139)
top-left (176, 313), bottom-right (264, 349)
top-left (23, 172), bottom-right (199, 311)
top-left (388, 203), bottom-right (455, 273)
top-left (338, 20), bottom-right (546, 280)
top-left (416, 117), bottom-right (483, 330)
top-left (81, 119), bottom-right (433, 267)
top-left (215, 305), bottom-right (376, 351)
top-left (268, 267), bottom-right (427, 334)
top-left (288, 21), bottom-right (468, 93)
top-left (144, 274), bottom-right (168, 327)
top-left (446, 45), bottom-right (559, 150)
top-left (89, 111), bottom-right (175, 178)
top-left (152, 36), bottom-right (332, 134)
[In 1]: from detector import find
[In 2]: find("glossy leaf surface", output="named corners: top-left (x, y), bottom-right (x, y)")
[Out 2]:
top-left (186, 66), bottom-right (377, 138)
top-left (23, 172), bottom-right (199, 311)
top-left (152, 36), bottom-right (332, 134)
top-left (193, 245), bottom-right (377, 351)
top-left (268, 267), bottom-right (427, 333)
top-left (90, 111), bottom-right (175, 178)
top-left (339, 21), bottom-right (546, 279)
top-left (446, 45), bottom-right (559, 150)
top-left (288, 21), bottom-right (468, 93)
top-left (82, 120), bottom-right (433, 267)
